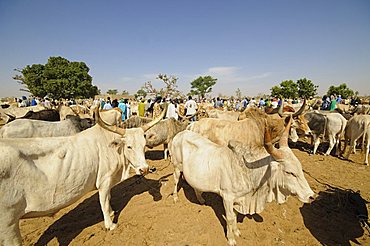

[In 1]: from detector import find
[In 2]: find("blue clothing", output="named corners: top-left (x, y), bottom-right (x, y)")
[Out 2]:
top-left (118, 102), bottom-right (126, 121)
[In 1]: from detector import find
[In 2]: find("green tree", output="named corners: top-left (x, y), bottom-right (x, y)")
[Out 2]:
top-left (13, 56), bottom-right (99, 99)
top-left (270, 80), bottom-right (297, 98)
top-left (280, 80), bottom-right (298, 99)
top-left (121, 90), bottom-right (129, 96)
top-left (270, 85), bottom-right (282, 98)
top-left (296, 78), bottom-right (318, 99)
top-left (270, 78), bottom-right (318, 99)
top-left (135, 88), bottom-right (147, 98)
top-left (190, 76), bottom-right (217, 98)
top-left (327, 83), bottom-right (354, 99)
top-left (107, 89), bottom-right (118, 95)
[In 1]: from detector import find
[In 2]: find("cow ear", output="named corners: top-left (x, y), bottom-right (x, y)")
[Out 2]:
top-left (109, 138), bottom-right (125, 147)
top-left (228, 140), bottom-right (244, 153)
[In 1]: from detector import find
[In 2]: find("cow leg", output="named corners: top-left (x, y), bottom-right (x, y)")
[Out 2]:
top-left (364, 138), bottom-right (369, 165)
top-left (325, 134), bottom-right (336, 156)
top-left (223, 196), bottom-right (240, 246)
top-left (312, 134), bottom-right (320, 155)
top-left (341, 137), bottom-right (348, 156)
top-left (194, 189), bottom-right (205, 204)
top-left (345, 140), bottom-right (355, 160)
top-left (0, 211), bottom-right (22, 246)
top-left (352, 139), bottom-right (357, 154)
top-left (164, 143), bottom-right (168, 160)
top-left (98, 182), bottom-right (116, 230)
top-left (173, 168), bottom-right (181, 203)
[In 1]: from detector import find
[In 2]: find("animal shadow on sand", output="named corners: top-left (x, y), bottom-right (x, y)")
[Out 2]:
top-left (35, 175), bottom-right (163, 246)
top-left (177, 178), bottom-right (264, 236)
top-left (300, 187), bottom-right (369, 246)
top-left (291, 139), bottom-right (339, 156)
top-left (145, 149), bottom-right (165, 160)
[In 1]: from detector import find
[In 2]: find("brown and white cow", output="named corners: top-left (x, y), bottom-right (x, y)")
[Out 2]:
top-left (169, 118), bottom-right (314, 246)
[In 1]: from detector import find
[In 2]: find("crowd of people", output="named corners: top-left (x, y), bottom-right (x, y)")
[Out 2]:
top-left (12, 93), bottom-right (366, 124)
top-left (15, 96), bottom-right (53, 109)
top-left (93, 95), bottom-right (199, 122)
top-left (91, 95), bottom-right (301, 123)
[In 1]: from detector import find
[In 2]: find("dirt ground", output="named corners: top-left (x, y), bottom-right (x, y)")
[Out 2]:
top-left (19, 138), bottom-right (370, 246)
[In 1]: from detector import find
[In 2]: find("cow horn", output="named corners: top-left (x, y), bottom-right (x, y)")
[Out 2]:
top-left (95, 103), bottom-right (126, 135)
top-left (292, 99), bottom-right (306, 117)
top-left (279, 115), bottom-right (292, 147)
top-left (5, 113), bottom-right (16, 123)
top-left (264, 124), bottom-right (284, 160)
top-left (178, 111), bottom-right (198, 120)
top-left (278, 99), bottom-right (284, 117)
top-left (141, 103), bottom-right (168, 132)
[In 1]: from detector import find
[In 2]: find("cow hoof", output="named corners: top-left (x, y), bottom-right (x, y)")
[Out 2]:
top-left (109, 223), bottom-right (117, 230)
top-left (234, 229), bottom-right (241, 237)
top-left (227, 238), bottom-right (237, 246)
top-left (173, 196), bottom-right (179, 203)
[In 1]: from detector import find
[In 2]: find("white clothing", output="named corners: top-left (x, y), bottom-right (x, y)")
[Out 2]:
top-left (166, 103), bottom-right (178, 120)
top-left (103, 103), bottom-right (112, 110)
top-left (184, 99), bottom-right (197, 115)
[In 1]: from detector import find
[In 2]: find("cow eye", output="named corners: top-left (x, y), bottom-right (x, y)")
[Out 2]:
top-left (127, 146), bottom-right (132, 149)
top-left (285, 171), bottom-right (297, 177)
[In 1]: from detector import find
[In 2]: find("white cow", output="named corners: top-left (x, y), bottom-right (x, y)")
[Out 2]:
top-left (341, 114), bottom-right (370, 165)
top-left (0, 104), bottom-right (166, 246)
top-left (0, 105), bottom-right (46, 123)
top-left (0, 115), bottom-right (92, 138)
top-left (170, 119), bottom-right (314, 246)
top-left (304, 111), bottom-right (347, 155)
top-left (206, 109), bottom-right (241, 121)
top-left (100, 108), bottom-right (123, 126)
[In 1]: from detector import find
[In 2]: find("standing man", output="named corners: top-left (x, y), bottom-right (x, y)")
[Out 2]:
top-left (138, 98), bottom-right (146, 117)
top-left (184, 96), bottom-right (197, 121)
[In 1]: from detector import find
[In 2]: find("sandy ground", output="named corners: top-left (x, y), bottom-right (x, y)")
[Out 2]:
top-left (19, 139), bottom-right (370, 246)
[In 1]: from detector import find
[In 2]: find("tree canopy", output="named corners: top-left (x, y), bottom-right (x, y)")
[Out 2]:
top-left (271, 80), bottom-right (298, 99)
top-left (13, 56), bottom-right (99, 99)
top-left (296, 78), bottom-right (318, 98)
top-left (190, 76), bottom-right (217, 98)
top-left (106, 89), bottom-right (118, 95)
top-left (327, 83), bottom-right (354, 99)
top-left (142, 74), bottom-right (181, 98)
top-left (135, 88), bottom-right (147, 99)
top-left (270, 78), bottom-right (318, 99)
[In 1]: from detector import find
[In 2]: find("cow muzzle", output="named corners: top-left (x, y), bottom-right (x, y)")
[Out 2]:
top-left (139, 167), bottom-right (149, 175)
top-left (309, 193), bottom-right (317, 202)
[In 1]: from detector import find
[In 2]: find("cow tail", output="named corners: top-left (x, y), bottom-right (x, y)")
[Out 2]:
top-left (361, 121), bottom-right (368, 152)
top-left (338, 118), bottom-right (347, 153)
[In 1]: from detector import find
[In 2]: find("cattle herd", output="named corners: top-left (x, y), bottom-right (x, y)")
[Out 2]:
top-left (0, 98), bottom-right (369, 245)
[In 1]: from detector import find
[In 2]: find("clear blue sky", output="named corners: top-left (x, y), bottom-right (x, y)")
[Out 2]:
top-left (1, 0), bottom-right (369, 98)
